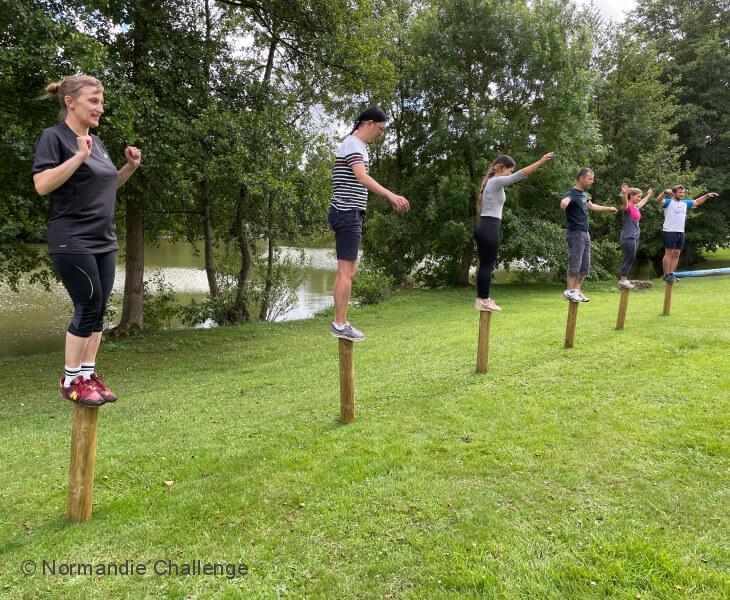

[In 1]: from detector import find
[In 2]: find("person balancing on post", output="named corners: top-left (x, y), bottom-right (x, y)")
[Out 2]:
top-left (474, 151), bottom-right (554, 312)
top-left (327, 106), bottom-right (410, 341)
top-left (657, 185), bottom-right (720, 282)
top-left (617, 182), bottom-right (653, 290)
top-left (33, 75), bottom-right (142, 406)
top-left (560, 168), bottom-right (617, 303)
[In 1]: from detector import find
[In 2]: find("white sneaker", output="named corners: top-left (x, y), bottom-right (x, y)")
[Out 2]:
top-left (563, 289), bottom-right (581, 303)
top-left (618, 280), bottom-right (635, 290)
top-left (576, 290), bottom-right (590, 302)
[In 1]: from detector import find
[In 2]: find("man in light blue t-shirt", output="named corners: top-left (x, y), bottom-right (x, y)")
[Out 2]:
top-left (656, 184), bottom-right (719, 282)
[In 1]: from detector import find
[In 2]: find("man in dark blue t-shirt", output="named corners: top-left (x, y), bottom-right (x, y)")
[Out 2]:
top-left (559, 168), bottom-right (617, 302)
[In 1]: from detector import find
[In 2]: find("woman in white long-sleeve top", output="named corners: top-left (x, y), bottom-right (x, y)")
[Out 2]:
top-left (474, 151), bottom-right (554, 312)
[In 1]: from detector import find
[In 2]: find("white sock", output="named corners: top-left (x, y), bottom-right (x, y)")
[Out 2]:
top-left (64, 366), bottom-right (81, 387)
top-left (80, 363), bottom-right (95, 380)
top-left (332, 322), bottom-right (346, 330)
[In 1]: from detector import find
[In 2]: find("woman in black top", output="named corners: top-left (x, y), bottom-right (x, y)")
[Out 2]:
top-left (33, 75), bottom-right (141, 406)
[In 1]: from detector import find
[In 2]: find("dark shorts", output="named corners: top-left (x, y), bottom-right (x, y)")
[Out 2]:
top-left (662, 231), bottom-right (685, 250)
top-left (328, 206), bottom-right (364, 261)
top-left (566, 229), bottom-right (591, 276)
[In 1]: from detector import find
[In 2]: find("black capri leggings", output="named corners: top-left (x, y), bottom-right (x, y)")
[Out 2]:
top-left (51, 251), bottom-right (117, 337)
top-left (474, 216), bottom-right (501, 299)
top-left (619, 237), bottom-right (639, 277)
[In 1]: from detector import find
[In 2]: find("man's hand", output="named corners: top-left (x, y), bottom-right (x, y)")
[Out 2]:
top-left (389, 193), bottom-right (410, 213)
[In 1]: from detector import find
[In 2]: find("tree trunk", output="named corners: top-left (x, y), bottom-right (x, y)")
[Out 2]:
top-left (457, 239), bottom-right (474, 286)
top-left (110, 195), bottom-right (145, 336)
top-left (202, 181), bottom-right (219, 297)
top-left (258, 196), bottom-right (274, 320)
top-left (232, 186), bottom-right (253, 322)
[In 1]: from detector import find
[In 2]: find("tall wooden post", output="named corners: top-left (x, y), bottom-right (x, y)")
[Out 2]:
top-left (615, 288), bottom-right (630, 330)
top-left (67, 404), bottom-right (99, 523)
top-left (663, 282), bottom-right (673, 316)
top-left (476, 311), bottom-right (492, 373)
top-left (338, 339), bottom-right (355, 423)
top-left (564, 301), bottom-right (579, 348)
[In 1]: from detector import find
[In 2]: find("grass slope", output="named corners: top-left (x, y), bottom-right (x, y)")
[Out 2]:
top-left (1, 279), bottom-right (729, 599)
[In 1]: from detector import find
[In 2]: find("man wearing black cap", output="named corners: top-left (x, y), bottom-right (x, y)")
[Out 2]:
top-left (328, 106), bottom-right (410, 341)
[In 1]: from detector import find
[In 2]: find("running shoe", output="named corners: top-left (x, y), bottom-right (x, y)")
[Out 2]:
top-left (576, 290), bottom-right (590, 302)
top-left (60, 376), bottom-right (105, 407)
top-left (563, 289), bottom-right (581, 303)
top-left (662, 274), bottom-right (675, 283)
top-left (474, 298), bottom-right (502, 312)
top-left (618, 280), bottom-right (635, 290)
top-left (330, 322), bottom-right (366, 342)
top-left (90, 372), bottom-right (118, 403)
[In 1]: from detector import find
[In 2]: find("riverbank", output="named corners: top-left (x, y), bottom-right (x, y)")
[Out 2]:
top-left (2, 280), bottom-right (729, 598)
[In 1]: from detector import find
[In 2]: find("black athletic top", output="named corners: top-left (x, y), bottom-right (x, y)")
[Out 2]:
top-left (33, 122), bottom-right (119, 254)
top-left (564, 187), bottom-right (590, 232)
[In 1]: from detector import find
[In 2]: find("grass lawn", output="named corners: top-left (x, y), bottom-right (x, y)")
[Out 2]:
top-left (1, 277), bottom-right (729, 599)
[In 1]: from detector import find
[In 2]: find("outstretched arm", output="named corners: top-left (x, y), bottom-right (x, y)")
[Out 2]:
top-left (692, 192), bottom-right (719, 207)
top-left (588, 201), bottom-right (618, 214)
top-left (352, 162), bottom-right (410, 213)
top-left (620, 182), bottom-right (629, 211)
top-left (519, 152), bottom-right (555, 177)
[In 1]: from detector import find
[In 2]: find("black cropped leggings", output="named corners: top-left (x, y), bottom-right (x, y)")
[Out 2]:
top-left (474, 216), bottom-right (501, 298)
top-left (51, 251), bottom-right (117, 337)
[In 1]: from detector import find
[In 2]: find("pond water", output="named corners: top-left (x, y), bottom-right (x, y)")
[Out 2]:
top-left (0, 242), bottom-right (338, 358)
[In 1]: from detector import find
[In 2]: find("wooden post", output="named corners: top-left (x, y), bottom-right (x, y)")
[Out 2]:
top-left (476, 311), bottom-right (492, 373)
top-left (338, 338), bottom-right (355, 423)
top-left (67, 404), bottom-right (99, 523)
top-left (615, 288), bottom-right (630, 330)
top-left (663, 281), bottom-right (673, 316)
top-left (564, 301), bottom-right (579, 348)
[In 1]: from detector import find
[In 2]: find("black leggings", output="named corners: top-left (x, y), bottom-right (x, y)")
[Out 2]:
top-left (620, 238), bottom-right (639, 277)
top-left (474, 216), bottom-right (501, 298)
top-left (51, 251), bottom-right (117, 337)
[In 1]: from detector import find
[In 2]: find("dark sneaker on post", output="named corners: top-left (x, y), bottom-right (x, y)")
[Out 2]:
top-left (330, 322), bottom-right (366, 342)
top-left (662, 274), bottom-right (674, 283)
top-left (60, 376), bottom-right (105, 407)
top-left (90, 372), bottom-right (118, 403)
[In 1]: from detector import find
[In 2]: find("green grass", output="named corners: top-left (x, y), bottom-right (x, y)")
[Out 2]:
top-left (1, 278), bottom-right (729, 599)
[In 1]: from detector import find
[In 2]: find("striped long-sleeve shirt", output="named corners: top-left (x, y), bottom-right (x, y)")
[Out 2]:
top-left (330, 135), bottom-right (369, 211)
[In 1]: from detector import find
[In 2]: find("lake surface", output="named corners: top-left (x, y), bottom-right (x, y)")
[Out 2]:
top-left (0, 242), bottom-right (339, 358)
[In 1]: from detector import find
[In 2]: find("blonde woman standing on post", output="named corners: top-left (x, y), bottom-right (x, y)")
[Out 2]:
top-left (33, 75), bottom-right (141, 406)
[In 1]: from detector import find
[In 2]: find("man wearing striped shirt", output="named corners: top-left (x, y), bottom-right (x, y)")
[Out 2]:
top-left (328, 106), bottom-right (410, 341)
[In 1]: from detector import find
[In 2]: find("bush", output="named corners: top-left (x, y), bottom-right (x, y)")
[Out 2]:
top-left (143, 270), bottom-right (180, 330)
top-left (352, 264), bottom-right (395, 305)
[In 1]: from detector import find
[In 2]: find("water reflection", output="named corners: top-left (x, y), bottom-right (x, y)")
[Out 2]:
top-left (0, 242), bottom-right (339, 358)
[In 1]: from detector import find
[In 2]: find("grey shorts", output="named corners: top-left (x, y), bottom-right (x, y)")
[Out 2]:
top-left (566, 229), bottom-right (591, 276)
top-left (328, 206), bottom-right (364, 261)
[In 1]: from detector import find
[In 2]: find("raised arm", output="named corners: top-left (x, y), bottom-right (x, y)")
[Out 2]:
top-left (519, 152), bottom-right (555, 178)
top-left (352, 162), bottom-right (410, 213)
top-left (636, 187), bottom-right (653, 209)
top-left (620, 182), bottom-right (629, 211)
top-left (33, 136), bottom-right (91, 196)
top-left (656, 188), bottom-right (672, 205)
top-left (117, 146), bottom-right (142, 189)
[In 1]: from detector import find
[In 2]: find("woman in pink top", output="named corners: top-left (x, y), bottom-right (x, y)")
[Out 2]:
top-left (618, 183), bottom-right (653, 289)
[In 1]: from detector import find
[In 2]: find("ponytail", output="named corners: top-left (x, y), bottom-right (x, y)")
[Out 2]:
top-left (476, 154), bottom-right (516, 212)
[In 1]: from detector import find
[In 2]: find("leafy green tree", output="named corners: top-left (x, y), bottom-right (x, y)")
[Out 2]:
top-left (0, 0), bottom-right (105, 291)
top-left (630, 0), bottom-right (730, 255)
